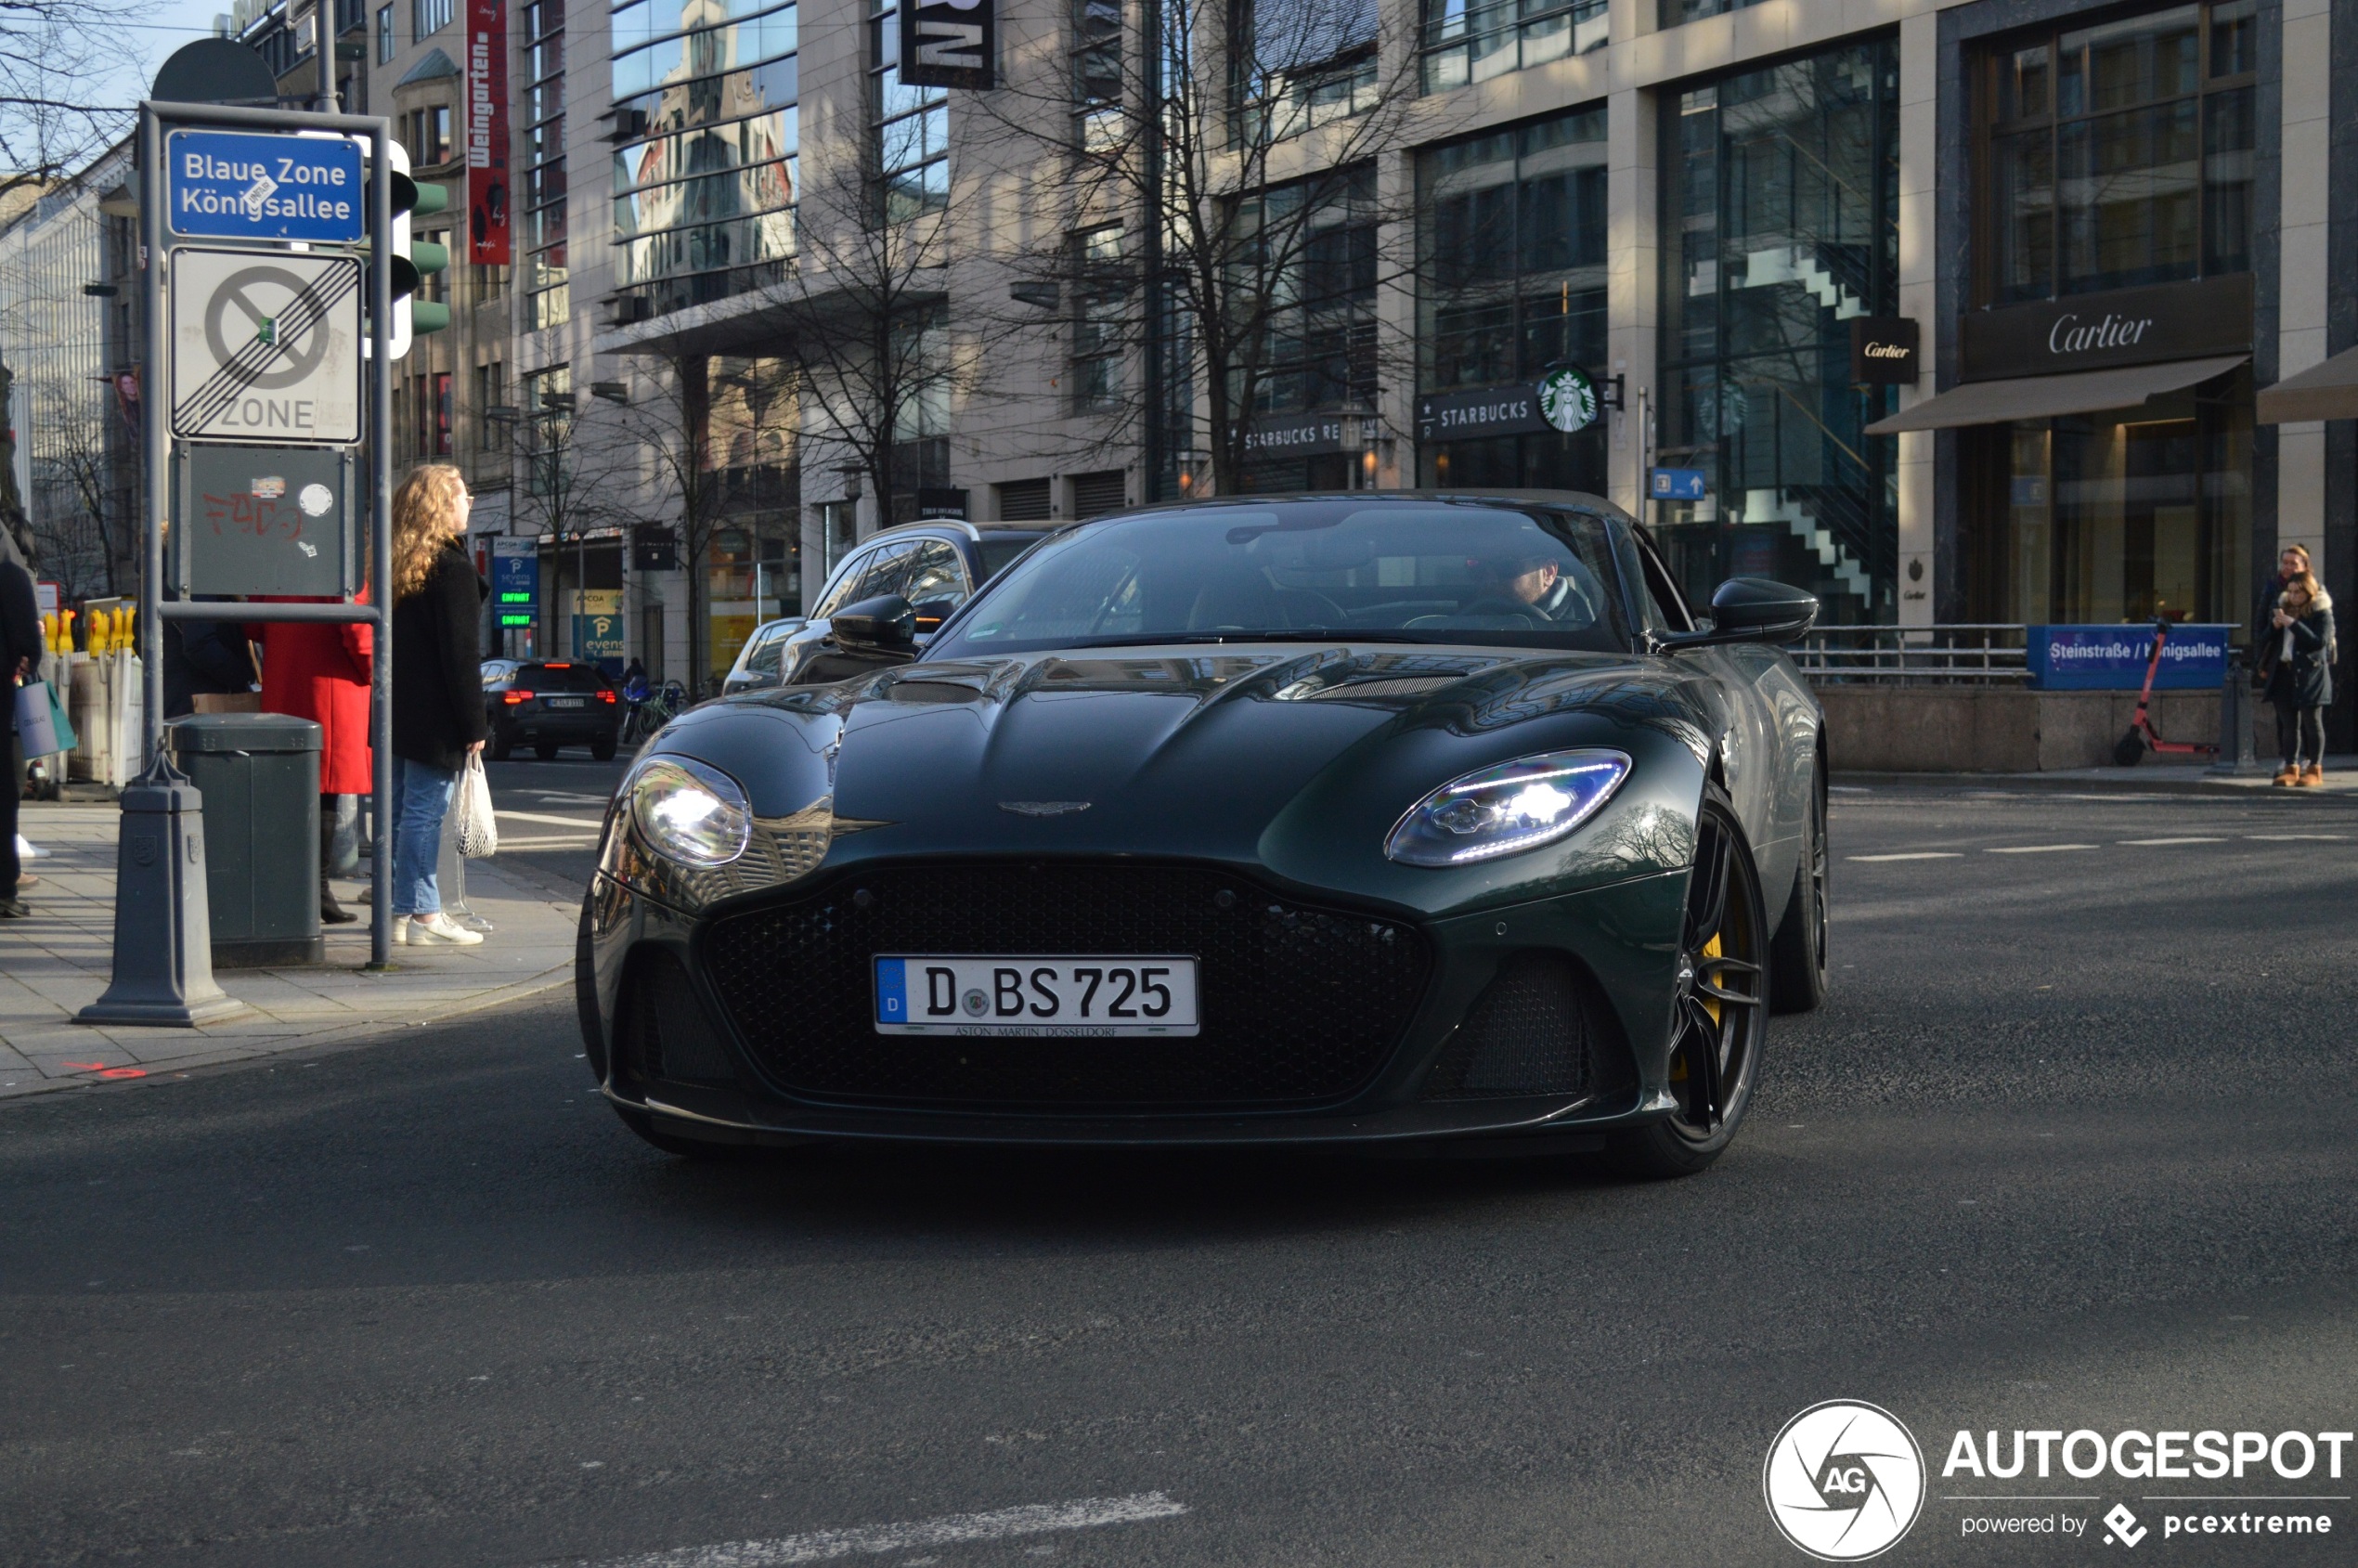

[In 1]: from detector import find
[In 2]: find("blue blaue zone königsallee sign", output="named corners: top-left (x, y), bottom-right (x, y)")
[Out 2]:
top-left (2026, 624), bottom-right (2233, 691)
top-left (166, 129), bottom-right (364, 243)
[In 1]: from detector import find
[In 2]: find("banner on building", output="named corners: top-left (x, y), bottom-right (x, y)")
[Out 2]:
top-left (900, 0), bottom-right (994, 90)
top-left (466, 0), bottom-right (512, 265)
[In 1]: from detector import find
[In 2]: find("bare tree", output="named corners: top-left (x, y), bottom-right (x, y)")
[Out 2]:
top-left (760, 152), bottom-right (968, 532)
top-left (614, 348), bottom-right (799, 695)
top-left (32, 395), bottom-right (130, 598)
top-left (0, 0), bottom-right (153, 535)
top-left (971, 0), bottom-right (1449, 497)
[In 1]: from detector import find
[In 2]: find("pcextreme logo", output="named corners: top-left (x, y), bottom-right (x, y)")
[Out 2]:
top-left (1765, 1400), bottom-right (1928, 1562)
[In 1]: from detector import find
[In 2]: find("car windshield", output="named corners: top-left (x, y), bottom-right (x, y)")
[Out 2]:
top-left (976, 534), bottom-right (1047, 579)
top-left (929, 499), bottom-right (1630, 657)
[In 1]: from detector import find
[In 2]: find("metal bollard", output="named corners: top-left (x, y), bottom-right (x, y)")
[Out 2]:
top-left (2209, 650), bottom-right (2261, 774)
top-left (76, 763), bottom-right (249, 1027)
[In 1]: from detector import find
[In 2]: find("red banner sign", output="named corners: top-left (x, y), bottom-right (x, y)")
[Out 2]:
top-left (466, 0), bottom-right (511, 265)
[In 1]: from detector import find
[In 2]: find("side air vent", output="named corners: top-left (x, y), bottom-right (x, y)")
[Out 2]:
top-left (618, 948), bottom-right (737, 1086)
top-left (1422, 952), bottom-right (1630, 1101)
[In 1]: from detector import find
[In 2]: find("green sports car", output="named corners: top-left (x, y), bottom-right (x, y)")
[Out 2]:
top-left (578, 492), bottom-right (1829, 1177)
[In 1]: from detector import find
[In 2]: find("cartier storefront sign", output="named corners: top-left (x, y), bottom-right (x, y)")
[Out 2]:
top-left (1848, 317), bottom-right (1919, 384)
top-left (1959, 274), bottom-right (2253, 382)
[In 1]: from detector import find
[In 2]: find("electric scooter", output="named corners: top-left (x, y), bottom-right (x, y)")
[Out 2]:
top-left (2113, 619), bottom-right (2222, 766)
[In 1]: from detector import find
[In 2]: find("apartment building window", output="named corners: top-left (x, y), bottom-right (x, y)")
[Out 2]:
top-left (472, 261), bottom-right (509, 302)
top-left (1422, 0), bottom-right (1603, 91)
top-left (402, 105), bottom-right (452, 167)
top-left (1656, 39), bottom-right (1899, 623)
top-left (1071, 0), bottom-right (1122, 151)
top-left (522, 364), bottom-right (571, 496)
top-left (1236, 165), bottom-right (1378, 491)
top-left (376, 2), bottom-right (395, 60)
top-left (412, 0), bottom-right (451, 38)
top-left (1071, 225), bottom-right (1124, 412)
top-left (522, 0), bottom-right (568, 333)
top-left (414, 370), bottom-right (453, 456)
top-left (612, 0), bottom-right (801, 311)
top-left (871, 0), bottom-right (948, 221)
top-left (475, 361), bottom-right (506, 449)
top-left (1976, 0), bottom-right (2254, 305)
top-left (1235, 0), bottom-right (1378, 140)
top-left (1417, 106), bottom-right (1608, 491)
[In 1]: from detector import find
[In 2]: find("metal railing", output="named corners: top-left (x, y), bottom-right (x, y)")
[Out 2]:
top-left (1789, 624), bottom-right (2028, 684)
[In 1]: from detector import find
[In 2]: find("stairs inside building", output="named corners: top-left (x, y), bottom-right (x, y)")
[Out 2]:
top-left (1738, 488), bottom-right (1873, 601)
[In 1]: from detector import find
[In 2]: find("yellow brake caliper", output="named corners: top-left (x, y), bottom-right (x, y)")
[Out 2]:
top-left (1670, 935), bottom-right (1724, 1082)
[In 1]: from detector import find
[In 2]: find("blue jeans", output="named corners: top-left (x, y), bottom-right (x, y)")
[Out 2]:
top-left (390, 757), bottom-right (458, 916)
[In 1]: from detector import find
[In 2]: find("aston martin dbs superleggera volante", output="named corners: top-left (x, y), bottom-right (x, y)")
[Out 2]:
top-left (578, 492), bottom-right (1829, 1176)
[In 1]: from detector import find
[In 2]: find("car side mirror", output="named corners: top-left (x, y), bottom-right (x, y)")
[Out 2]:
top-left (832, 593), bottom-right (918, 652)
top-left (1655, 577), bottom-right (1820, 651)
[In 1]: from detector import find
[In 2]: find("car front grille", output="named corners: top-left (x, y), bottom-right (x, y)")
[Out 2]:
top-left (701, 862), bottom-right (1433, 1108)
top-left (1420, 952), bottom-right (1633, 1101)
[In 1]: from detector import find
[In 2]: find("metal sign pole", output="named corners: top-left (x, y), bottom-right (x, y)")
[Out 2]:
top-left (138, 104), bottom-right (167, 771)
top-left (368, 120), bottom-right (395, 970)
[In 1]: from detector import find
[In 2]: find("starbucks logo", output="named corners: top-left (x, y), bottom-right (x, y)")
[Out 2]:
top-left (1536, 366), bottom-right (1600, 434)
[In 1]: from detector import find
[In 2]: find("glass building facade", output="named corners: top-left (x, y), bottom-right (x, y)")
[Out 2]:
top-left (1417, 105), bottom-right (1609, 494)
top-left (522, 0), bottom-right (569, 332)
top-left (1656, 39), bottom-right (1901, 622)
top-left (1960, 1), bottom-right (2256, 628)
top-left (611, 0), bottom-right (800, 313)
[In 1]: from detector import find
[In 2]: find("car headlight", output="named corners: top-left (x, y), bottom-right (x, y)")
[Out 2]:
top-left (1385, 749), bottom-right (1631, 866)
top-left (628, 757), bottom-right (753, 868)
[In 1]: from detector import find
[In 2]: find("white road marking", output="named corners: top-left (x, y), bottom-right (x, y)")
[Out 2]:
top-left (495, 835), bottom-right (602, 849)
top-left (2244, 833), bottom-right (2348, 841)
top-left (1846, 852), bottom-right (1964, 862)
top-left (495, 810), bottom-right (609, 828)
top-left (571, 1493), bottom-right (1189, 1568)
top-left (1985, 844), bottom-right (2098, 854)
top-left (2118, 836), bottom-right (2226, 846)
top-left (517, 792), bottom-right (617, 806)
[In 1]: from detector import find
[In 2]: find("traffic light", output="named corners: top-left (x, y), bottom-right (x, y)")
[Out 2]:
top-left (368, 138), bottom-right (451, 359)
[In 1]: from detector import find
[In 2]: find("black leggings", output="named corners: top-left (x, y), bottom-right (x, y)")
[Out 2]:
top-left (2274, 702), bottom-right (2326, 767)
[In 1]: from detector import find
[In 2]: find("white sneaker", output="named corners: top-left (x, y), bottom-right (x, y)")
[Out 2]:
top-left (383, 918), bottom-right (408, 946)
top-left (407, 913), bottom-right (485, 946)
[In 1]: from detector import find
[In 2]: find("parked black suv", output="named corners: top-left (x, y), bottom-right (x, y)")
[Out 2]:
top-left (481, 660), bottom-right (623, 760)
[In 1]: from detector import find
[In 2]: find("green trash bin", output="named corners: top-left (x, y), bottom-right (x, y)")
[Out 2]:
top-left (166, 713), bottom-right (325, 967)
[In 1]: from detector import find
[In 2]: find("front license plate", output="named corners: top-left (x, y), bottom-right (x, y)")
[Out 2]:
top-left (547, 696), bottom-right (586, 708)
top-left (875, 956), bottom-right (1199, 1037)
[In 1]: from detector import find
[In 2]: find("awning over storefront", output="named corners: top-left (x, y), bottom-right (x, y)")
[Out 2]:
top-left (1862, 355), bottom-right (2249, 434)
top-left (2255, 345), bottom-right (2358, 423)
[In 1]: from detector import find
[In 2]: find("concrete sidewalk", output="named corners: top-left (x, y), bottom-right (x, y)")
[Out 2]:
top-left (1834, 753), bottom-right (2358, 795)
top-left (1, 803), bottom-right (585, 1099)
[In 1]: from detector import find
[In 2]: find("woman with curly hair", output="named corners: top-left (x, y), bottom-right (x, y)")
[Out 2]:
top-left (386, 463), bottom-right (488, 943)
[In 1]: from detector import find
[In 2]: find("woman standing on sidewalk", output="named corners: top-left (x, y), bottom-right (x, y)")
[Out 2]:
top-left (387, 464), bottom-right (488, 944)
top-left (247, 594), bottom-right (372, 926)
top-left (2261, 571), bottom-right (2335, 786)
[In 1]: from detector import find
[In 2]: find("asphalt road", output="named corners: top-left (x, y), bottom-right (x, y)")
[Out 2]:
top-left (4, 783), bottom-right (2356, 1568)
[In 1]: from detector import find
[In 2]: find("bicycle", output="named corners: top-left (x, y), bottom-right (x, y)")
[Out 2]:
top-left (620, 680), bottom-right (689, 746)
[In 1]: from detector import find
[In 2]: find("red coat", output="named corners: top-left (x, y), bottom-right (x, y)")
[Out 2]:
top-left (248, 595), bottom-right (374, 795)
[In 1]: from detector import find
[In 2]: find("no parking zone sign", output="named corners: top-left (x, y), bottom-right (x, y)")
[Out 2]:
top-left (168, 248), bottom-right (362, 444)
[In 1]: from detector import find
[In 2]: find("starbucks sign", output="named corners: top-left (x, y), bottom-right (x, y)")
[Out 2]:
top-left (1536, 366), bottom-right (1600, 434)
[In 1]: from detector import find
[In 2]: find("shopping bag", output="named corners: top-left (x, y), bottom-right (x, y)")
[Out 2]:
top-left (451, 752), bottom-right (499, 858)
top-left (12, 680), bottom-right (58, 757)
top-left (44, 680), bottom-right (77, 753)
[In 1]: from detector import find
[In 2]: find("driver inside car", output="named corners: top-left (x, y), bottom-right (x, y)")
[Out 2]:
top-left (1474, 546), bottom-right (1600, 625)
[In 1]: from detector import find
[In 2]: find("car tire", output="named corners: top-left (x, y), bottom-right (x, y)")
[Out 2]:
top-left (1607, 784), bottom-right (1769, 1181)
top-left (1767, 758), bottom-right (1829, 1015)
top-left (591, 735), bottom-right (618, 761)
top-left (536, 744), bottom-right (561, 761)
top-left (487, 726), bottom-right (514, 761)
top-left (611, 1104), bottom-right (750, 1161)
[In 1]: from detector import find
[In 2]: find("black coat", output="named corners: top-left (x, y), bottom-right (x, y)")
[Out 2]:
top-left (392, 541), bottom-right (487, 769)
top-left (0, 559), bottom-right (39, 679)
top-left (2261, 603), bottom-right (2335, 709)
top-left (162, 595), bottom-right (259, 719)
